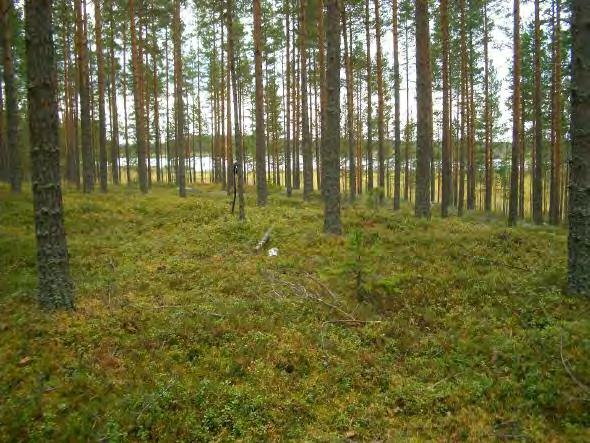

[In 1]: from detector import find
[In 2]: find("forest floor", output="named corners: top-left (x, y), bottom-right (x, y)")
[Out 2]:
top-left (1, 183), bottom-right (589, 442)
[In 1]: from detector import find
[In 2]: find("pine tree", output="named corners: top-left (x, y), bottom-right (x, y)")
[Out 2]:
top-left (568, 0), bottom-right (590, 295)
top-left (25, 0), bottom-right (74, 310)
top-left (254, 0), bottom-right (267, 206)
top-left (173, 0), bottom-right (185, 197)
top-left (323, 0), bottom-right (341, 234)
top-left (440, 0), bottom-right (451, 217)
top-left (392, 0), bottom-right (401, 210)
top-left (94, 0), bottom-right (108, 192)
top-left (75, 0), bottom-right (94, 193)
top-left (415, 0), bottom-right (432, 219)
top-left (508, 0), bottom-right (521, 226)
top-left (1, 0), bottom-right (22, 193)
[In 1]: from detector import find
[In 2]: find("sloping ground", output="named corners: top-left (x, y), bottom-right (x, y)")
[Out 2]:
top-left (0, 184), bottom-right (588, 441)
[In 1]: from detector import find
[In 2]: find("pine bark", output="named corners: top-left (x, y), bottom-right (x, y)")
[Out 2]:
top-left (173, 0), bottom-right (186, 197)
top-left (568, 0), bottom-right (590, 295)
top-left (483, 0), bottom-right (492, 212)
top-left (94, 0), bottom-right (108, 192)
top-left (393, 0), bottom-right (401, 210)
top-left (549, 0), bottom-right (562, 225)
top-left (342, 4), bottom-right (355, 203)
top-left (415, 0), bottom-right (432, 219)
top-left (227, 0), bottom-right (245, 219)
top-left (532, 0), bottom-right (543, 224)
top-left (441, 0), bottom-right (451, 217)
top-left (254, 0), bottom-right (267, 206)
top-left (365, 0), bottom-right (373, 192)
top-left (285, 0), bottom-right (292, 197)
top-left (509, 0), bottom-right (522, 226)
top-left (374, 0), bottom-right (385, 200)
top-left (1, 0), bottom-right (22, 193)
top-left (25, 0), bottom-right (74, 310)
top-left (323, 0), bottom-right (341, 234)
top-left (130, 0), bottom-right (148, 192)
top-left (108, 0), bottom-right (120, 185)
top-left (300, 0), bottom-right (313, 200)
top-left (75, 0), bottom-right (94, 193)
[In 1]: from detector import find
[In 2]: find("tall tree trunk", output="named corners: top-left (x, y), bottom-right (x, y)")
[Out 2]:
top-left (532, 0), bottom-right (543, 224)
top-left (483, 0), bottom-right (492, 212)
top-left (75, 0), bottom-right (94, 193)
top-left (254, 0), bottom-right (267, 205)
top-left (441, 0), bottom-right (451, 217)
top-left (318, 0), bottom-right (326, 192)
top-left (227, 0), bottom-right (245, 219)
top-left (173, 0), bottom-right (185, 197)
top-left (300, 0), bottom-right (313, 200)
top-left (374, 0), bottom-right (385, 201)
top-left (130, 0), bottom-right (148, 192)
top-left (1, 0), bottom-right (22, 193)
top-left (323, 0), bottom-right (341, 234)
top-left (94, 0), bottom-right (108, 192)
top-left (415, 0), bottom-right (432, 218)
top-left (550, 0), bottom-right (562, 225)
top-left (108, 0), bottom-right (120, 185)
top-left (509, 0), bottom-right (522, 226)
top-left (365, 0), bottom-right (373, 192)
top-left (392, 0), bottom-right (401, 210)
top-left (122, 26), bottom-right (131, 186)
top-left (25, 0), bottom-right (74, 310)
top-left (568, 0), bottom-right (590, 295)
top-left (342, 3), bottom-right (355, 203)
top-left (152, 26), bottom-right (162, 184)
top-left (458, 0), bottom-right (467, 216)
top-left (285, 1), bottom-right (292, 197)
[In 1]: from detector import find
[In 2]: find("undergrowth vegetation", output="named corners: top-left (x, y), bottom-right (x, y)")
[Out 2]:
top-left (1, 184), bottom-right (589, 441)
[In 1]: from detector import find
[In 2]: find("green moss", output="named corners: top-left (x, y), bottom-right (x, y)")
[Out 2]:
top-left (0, 183), bottom-right (589, 441)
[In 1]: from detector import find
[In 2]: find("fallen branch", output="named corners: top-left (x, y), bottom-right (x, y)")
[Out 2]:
top-left (255, 227), bottom-right (273, 252)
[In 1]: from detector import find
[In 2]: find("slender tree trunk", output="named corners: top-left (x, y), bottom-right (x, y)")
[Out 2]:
top-left (568, 0), bottom-right (590, 294)
top-left (483, 0), bottom-right (492, 212)
top-left (415, 0), bottom-right (432, 218)
top-left (509, 0), bottom-right (522, 226)
top-left (393, 0), bottom-right (401, 210)
top-left (323, 0), bottom-right (341, 234)
top-left (130, 0), bottom-right (148, 192)
top-left (75, 0), bottom-right (94, 192)
top-left (342, 3), bottom-right (356, 203)
top-left (1, 0), bottom-right (22, 193)
top-left (318, 0), bottom-right (326, 192)
top-left (365, 0), bottom-right (373, 192)
top-left (108, 0), bottom-right (120, 185)
top-left (300, 0), bottom-right (313, 200)
top-left (254, 0), bottom-right (267, 205)
top-left (94, 0), bottom-right (108, 192)
top-left (285, 1), bottom-right (292, 197)
top-left (458, 0), bottom-right (467, 216)
top-left (152, 27), bottom-right (162, 184)
top-left (532, 0), bottom-right (543, 224)
top-left (441, 0), bottom-right (451, 217)
top-left (374, 0), bottom-right (385, 201)
top-left (25, 0), bottom-right (74, 310)
top-left (550, 0), bottom-right (562, 225)
top-left (122, 26), bottom-right (131, 186)
top-left (227, 0), bottom-right (245, 219)
top-left (173, 0), bottom-right (185, 197)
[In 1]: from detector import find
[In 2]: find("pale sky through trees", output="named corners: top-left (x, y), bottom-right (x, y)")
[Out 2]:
top-left (53, 0), bottom-right (538, 145)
